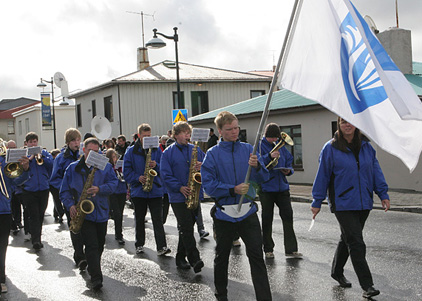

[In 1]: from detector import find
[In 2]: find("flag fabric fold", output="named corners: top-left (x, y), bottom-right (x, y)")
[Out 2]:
top-left (280, 0), bottom-right (422, 172)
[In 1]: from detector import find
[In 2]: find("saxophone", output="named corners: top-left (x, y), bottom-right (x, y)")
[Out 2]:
top-left (186, 142), bottom-right (201, 210)
top-left (142, 148), bottom-right (157, 192)
top-left (69, 167), bottom-right (96, 234)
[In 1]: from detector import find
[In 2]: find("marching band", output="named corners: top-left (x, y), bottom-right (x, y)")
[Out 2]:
top-left (0, 113), bottom-right (390, 300)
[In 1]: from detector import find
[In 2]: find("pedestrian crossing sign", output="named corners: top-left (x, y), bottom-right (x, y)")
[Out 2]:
top-left (172, 109), bottom-right (188, 124)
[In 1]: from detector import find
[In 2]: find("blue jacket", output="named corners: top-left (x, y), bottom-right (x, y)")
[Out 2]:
top-left (60, 157), bottom-right (118, 223)
top-left (50, 147), bottom-right (80, 189)
top-left (123, 139), bottom-right (163, 198)
top-left (23, 149), bottom-right (53, 192)
top-left (160, 142), bottom-right (205, 203)
top-left (201, 140), bottom-right (269, 222)
top-left (311, 138), bottom-right (389, 212)
top-left (0, 156), bottom-right (29, 214)
top-left (259, 137), bottom-right (294, 192)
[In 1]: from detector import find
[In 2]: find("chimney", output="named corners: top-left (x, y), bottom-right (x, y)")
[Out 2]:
top-left (137, 47), bottom-right (150, 71)
top-left (377, 27), bottom-right (413, 74)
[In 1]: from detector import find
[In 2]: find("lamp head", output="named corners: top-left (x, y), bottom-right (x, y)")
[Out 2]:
top-left (146, 37), bottom-right (166, 49)
top-left (37, 78), bottom-right (47, 88)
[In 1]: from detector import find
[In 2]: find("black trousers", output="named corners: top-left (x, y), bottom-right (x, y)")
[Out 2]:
top-left (49, 186), bottom-right (65, 219)
top-left (109, 193), bottom-right (126, 239)
top-left (0, 214), bottom-right (11, 283)
top-left (22, 190), bottom-right (49, 244)
top-left (65, 210), bottom-right (85, 264)
top-left (171, 202), bottom-right (200, 266)
top-left (132, 197), bottom-right (167, 250)
top-left (259, 191), bottom-right (298, 254)
top-left (213, 212), bottom-right (272, 301)
top-left (162, 194), bottom-right (169, 224)
top-left (333, 210), bottom-right (373, 290)
top-left (11, 193), bottom-right (23, 230)
top-left (81, 220), bottom-right (107, 283)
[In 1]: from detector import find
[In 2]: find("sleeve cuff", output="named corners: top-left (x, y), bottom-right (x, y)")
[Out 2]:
top-left (229, 188), bottom-right (236, 197)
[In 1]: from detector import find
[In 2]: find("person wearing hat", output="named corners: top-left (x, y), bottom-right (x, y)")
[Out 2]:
top-left (258, 123), bottom-right (302, 259)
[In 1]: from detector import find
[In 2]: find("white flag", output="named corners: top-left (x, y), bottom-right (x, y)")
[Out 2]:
top-left (280, 0), bottom-right (422, 172)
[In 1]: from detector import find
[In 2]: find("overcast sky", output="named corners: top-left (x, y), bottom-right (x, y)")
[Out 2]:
top-left (1, 0), bottom-right (421, 101)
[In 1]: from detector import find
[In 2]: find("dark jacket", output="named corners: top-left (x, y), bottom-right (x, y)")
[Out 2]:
top-left (60, 157), bottom-right (118, 223)
top-left (311, 138), bottom-right (389, 212)
top-left (123, 139), bottom-right (163, 198)
top-left (259, 137), bottom-right (294, 192)
top-left (160, 142), bottom-right (205, 203)
top-left (115, 141), bottom-right (130, 159)
top-left (201, 140), bottom-right (269, 222)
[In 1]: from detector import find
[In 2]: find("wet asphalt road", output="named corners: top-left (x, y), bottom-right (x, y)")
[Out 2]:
top-left (2, 200), bottom-right (422, 301)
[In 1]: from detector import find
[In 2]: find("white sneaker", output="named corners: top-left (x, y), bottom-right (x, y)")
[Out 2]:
top-left (285, 251), bottom-right (303, 258)
top-left (1, 283), bottom-right (7, 293)
top-left (232, 239), bottom-right (241, 247)
top-left (136, 246), bottom-right (144, 254)
top-left (265, 252), bottom-right (275, 259)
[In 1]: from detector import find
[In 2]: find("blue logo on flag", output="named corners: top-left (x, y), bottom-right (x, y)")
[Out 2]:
top-left (340, 5), bottom-right (399, 114)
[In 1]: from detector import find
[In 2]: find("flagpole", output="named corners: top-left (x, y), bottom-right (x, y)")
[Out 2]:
top-left (237, 0), bottom-right (302, 211)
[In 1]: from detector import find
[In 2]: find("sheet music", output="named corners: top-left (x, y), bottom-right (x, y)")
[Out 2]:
top-left (115, 160), bottom-right (123, 169)
top-left (143, 136), bottom-right (159, 149)
top-left (85, 150), bottom-right (108, 171)
top-left (6, 149), bottom-right (28, 163)
top-left (27, 146), bottom-right (42, 156)
top-left (191, 128), bottom-right (210, 142)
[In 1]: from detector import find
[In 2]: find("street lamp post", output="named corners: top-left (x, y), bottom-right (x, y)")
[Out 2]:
top-left (146, 27), bottom-right (181, 104)
top-left (37, 77), bottom-right (57, 149)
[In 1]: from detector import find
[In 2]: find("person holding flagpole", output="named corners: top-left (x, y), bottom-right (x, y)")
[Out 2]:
top-left (311, 117), bottom-right (390, 299)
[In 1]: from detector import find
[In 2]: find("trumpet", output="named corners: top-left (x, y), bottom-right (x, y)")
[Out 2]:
top-left (36, 153), bottom-right (44, 165)
top-left (265, 132), bottom-right (294, 170)
top-left (0, 138), bottom-right (24, 181)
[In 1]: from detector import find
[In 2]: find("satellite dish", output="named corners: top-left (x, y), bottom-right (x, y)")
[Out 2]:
top-left (54, 72), bottom-right (66, 88)
top-left (364, 15), bottom-right (379, 34)
top-left (91, 116), bottom-right (112, 140)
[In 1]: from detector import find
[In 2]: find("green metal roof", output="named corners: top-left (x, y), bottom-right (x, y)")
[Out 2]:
top-left (189, 89), bottom-right (317, 122)
top-left (189, 64), bottom-right (422, 123)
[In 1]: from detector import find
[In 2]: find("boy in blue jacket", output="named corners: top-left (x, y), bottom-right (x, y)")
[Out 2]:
top-left (0, 147), bottom-right (29, 293)
top-left (160, 121), bottom-right (204, 272)
top-left (123, 124), bottom-right (170, 256)
top-left (60, 137), bottom-right (118, 290)
top-left (258, 123), bottom-right (302, 259)
top-left (22, 132), bottom-right (53, 250)
top-left (202, 111), bottom-right (272, 301)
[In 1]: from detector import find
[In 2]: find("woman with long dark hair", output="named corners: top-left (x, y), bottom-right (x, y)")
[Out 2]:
top-left (311, 117), bottom-right (390, 299)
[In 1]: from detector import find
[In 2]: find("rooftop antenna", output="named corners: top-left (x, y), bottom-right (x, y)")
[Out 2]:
top-left (395, 0), bottom-right (399, 28)
top-left (126, 11), bottom-right (155, 47)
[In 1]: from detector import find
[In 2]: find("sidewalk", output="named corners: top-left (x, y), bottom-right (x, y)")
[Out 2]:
top-left (290, 184), bottom-right (422, 214)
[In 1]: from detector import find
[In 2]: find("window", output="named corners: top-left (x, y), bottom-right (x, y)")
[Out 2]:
top-left (25, 118), bottom-right (30, 134)
top-left (239, 129), bottom-right (247, 143)
top-left (18, 120), bottom-right (22, 135)
top-left (331, 121), bottom-right (337, 137)
top-left (280, 125), bottom-right (303, 170)
top-left (104, 96), bottom-right (113, 122)
top-left (7, 120), bottom-right (14, 134)
top-left (191, 91), bottom-right (209, 116)
top-left (92, 100), bottom-right (96, 118)
top-left (250, 90), bottom-right (266, 98)
top-left (173, 91), bottom-right (185, 109)
top-left (76, 104), bottom-right (82, 127)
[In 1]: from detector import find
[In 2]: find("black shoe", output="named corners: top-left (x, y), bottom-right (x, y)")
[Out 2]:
top-left (12, 229), bottom-right (20, 235)
top-left (78, 259), bottom-right (88, 271)
top-left (331, 274), bottom-right (352, 288)
top-left (199, 230), bottom-right (209, 239)
top-left (176, 260), bottom-right (191, 270)
top-left (92, 280), bottom-right (103, 290)
top-left (33, 242), bottom-right (43, 250)
top-left (58, 217), bottom-right (64, 224)
top-left (193, 260), bottom-right (204, 273)
top-left (362, 286), bottom-right (380, 298)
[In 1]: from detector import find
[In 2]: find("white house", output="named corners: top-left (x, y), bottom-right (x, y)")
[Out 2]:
top-left (69, 61), bottom-right (272, 139)
top-left (13, 99), bottom-right (76, 150)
